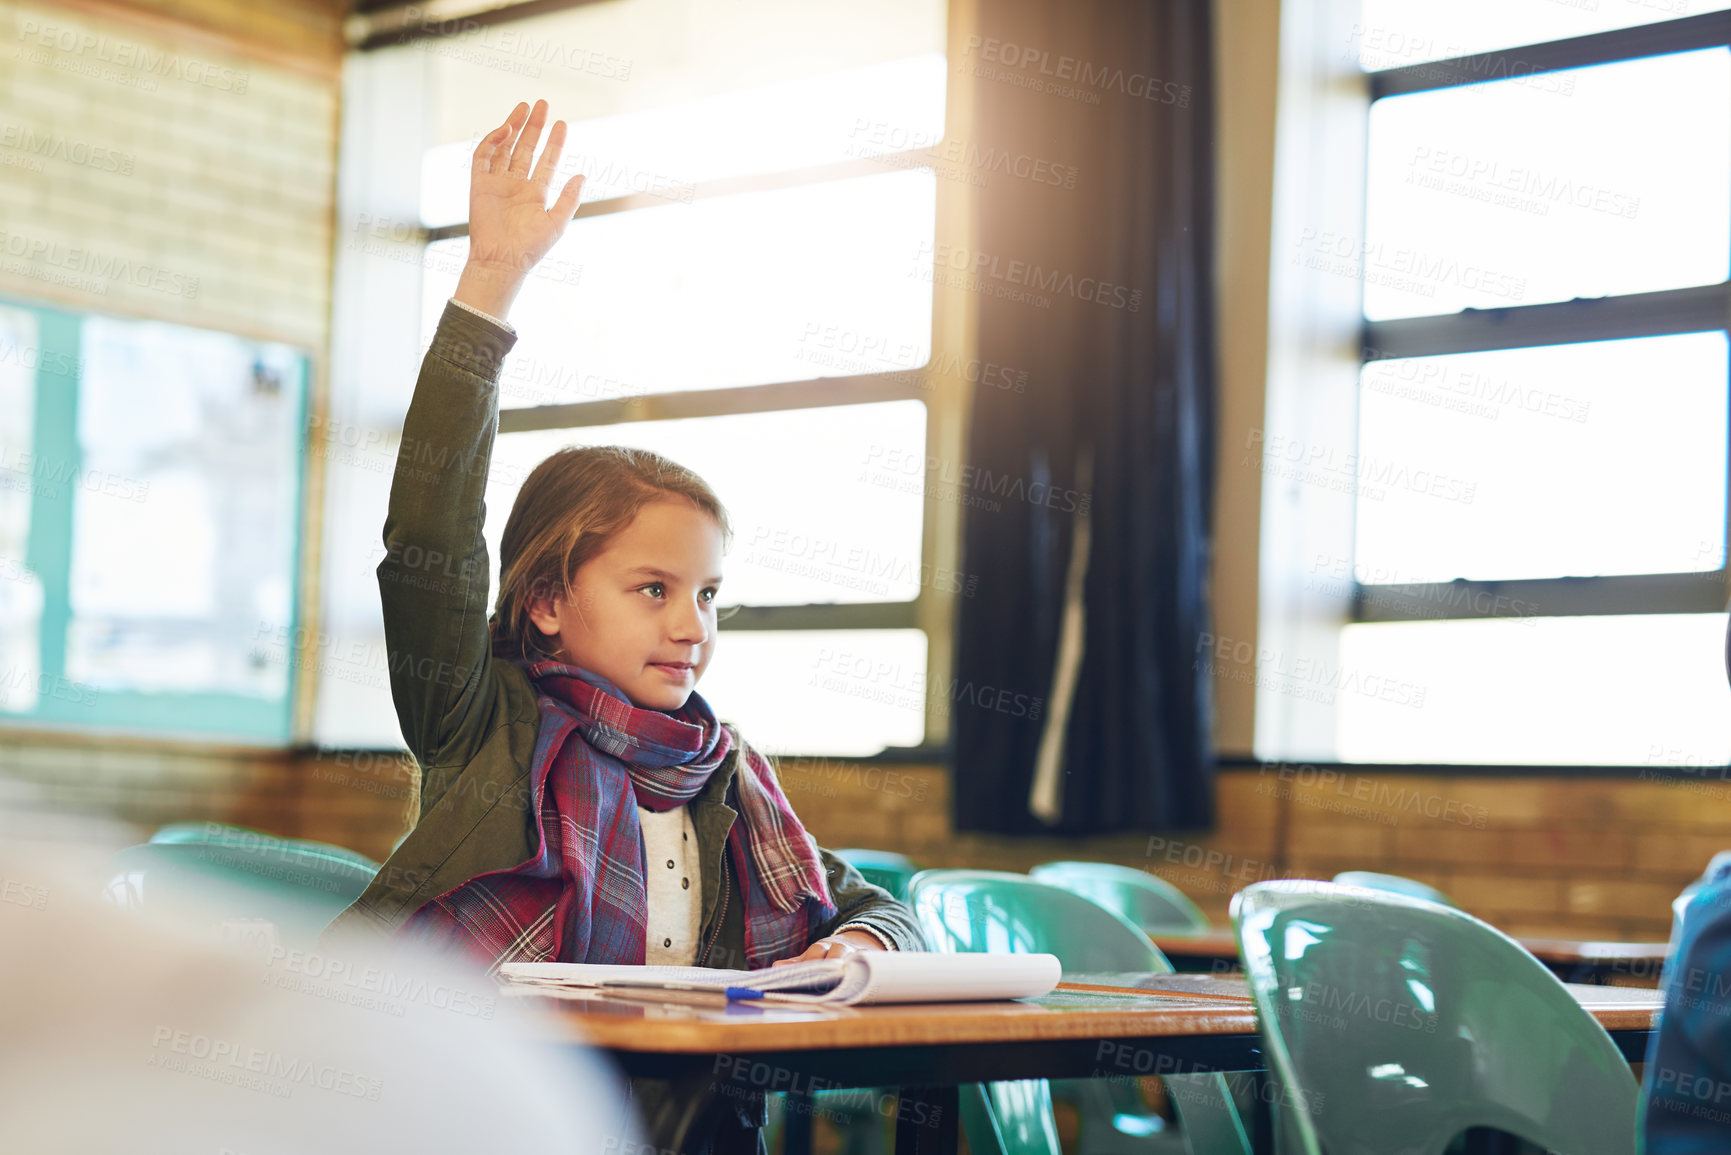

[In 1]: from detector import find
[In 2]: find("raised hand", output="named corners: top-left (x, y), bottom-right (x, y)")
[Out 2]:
top-left (453, 99), bottom-right (586, 320)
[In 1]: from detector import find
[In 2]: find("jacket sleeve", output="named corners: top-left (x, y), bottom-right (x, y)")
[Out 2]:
top-left (812, 848), bottom-right (927, 952)
top-left (378, 300), bottom-right (515, 815)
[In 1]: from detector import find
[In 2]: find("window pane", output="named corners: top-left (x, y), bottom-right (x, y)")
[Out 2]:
top-left (68, 319), bottom-right (304, 701)
top-left (1362, 49), bottom-right (1731, 320)
top-left (421, 54), bottom-right (947, 226)
top-left (1354, 333), bottom-right (1728, 583)
top-left (487, 401), bottom-right (928, 605)
top-left (421, 169), bottom-right (936, 399)
top-left (420, 0), bottom-right (946, 163)
top-left (1337, 615), bottom-right (1731, 766)
top-left (696, 629), bottom-right (928, 756)
top-left (1357, 0), bottom-right (1731, 71)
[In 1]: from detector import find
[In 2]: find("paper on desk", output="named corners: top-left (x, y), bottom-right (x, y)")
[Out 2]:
top-left (497, 952), bottom-right (1062, 1006)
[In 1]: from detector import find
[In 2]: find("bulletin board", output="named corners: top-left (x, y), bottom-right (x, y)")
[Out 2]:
top-left (0, 295), bottom-right (308, 744)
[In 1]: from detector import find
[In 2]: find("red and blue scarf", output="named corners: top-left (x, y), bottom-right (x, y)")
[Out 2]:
top-left (398, 660), bottom-right (836, 970)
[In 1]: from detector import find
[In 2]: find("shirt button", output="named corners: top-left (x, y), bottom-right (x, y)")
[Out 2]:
top-left (666, 859), bottom-right (675, 869)
top-left (682, 877), bottom-right (690, 889)
top-left (664, 938), bottom-right (672, 948)
top-left (682, 832), bottom-right (688, 841)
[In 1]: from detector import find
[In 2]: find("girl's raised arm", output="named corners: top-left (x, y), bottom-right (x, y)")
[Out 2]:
top-left (377, 100), bottom-right (583, 806)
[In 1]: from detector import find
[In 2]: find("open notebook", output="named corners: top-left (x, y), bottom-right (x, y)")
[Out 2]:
top-left (498, 951), bottom-right (1062, 1006)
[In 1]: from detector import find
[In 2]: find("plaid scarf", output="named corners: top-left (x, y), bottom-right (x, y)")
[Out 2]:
top-left (397, 661), bottom-right (836, 971)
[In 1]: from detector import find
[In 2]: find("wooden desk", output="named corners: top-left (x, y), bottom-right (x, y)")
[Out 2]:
top-left (521, 972), bottom-right (1661, 1154)
top-left (1519, 937), bottom-right (1669, 984)
top-left (1149, 929), bottom-right (1241, 970)
top-left (1151, 928), bottom-right (1671, 985)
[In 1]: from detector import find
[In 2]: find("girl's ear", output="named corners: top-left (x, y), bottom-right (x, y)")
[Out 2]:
top-left (525, 594), bottom-right (562, 637)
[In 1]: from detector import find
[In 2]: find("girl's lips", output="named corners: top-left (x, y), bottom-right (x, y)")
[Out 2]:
top-left (648, 662), bottom-right (694, 677)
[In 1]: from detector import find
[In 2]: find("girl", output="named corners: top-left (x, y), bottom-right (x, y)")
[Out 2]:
top-left (324, 96), bottom-right (921, 1061)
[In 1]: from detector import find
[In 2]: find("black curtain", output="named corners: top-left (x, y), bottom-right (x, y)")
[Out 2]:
top-left (951, 0), bottom-right (1217, 835)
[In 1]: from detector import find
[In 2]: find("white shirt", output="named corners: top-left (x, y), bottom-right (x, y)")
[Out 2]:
top-left (639, 803), bottom-right (702, 965)
top-left (449, 296), bottom-right (516, 333)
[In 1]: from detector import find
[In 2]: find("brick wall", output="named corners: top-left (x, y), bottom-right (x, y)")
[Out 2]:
top-left (1267, 765), bottom-right (1730, 941)
top-left (0, 0), bottom-right (345, 843)
top-left (0, 0), bottom-right (339, 347)
top-left (8, 735), bottom-right (1723, 945)
top-left (0, 735), bottom-right (415, 863)
top-left (771, 761), bottom-right (1730, 942)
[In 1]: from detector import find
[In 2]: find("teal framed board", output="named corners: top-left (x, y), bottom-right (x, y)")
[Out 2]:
top-left (0, 295), bottom-right (309, 744)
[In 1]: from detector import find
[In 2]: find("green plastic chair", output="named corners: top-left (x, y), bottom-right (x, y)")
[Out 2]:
top-left (836, 847), bottom-right (917, 902)
top-left (1030, 862), bottom-right (1210, 933)
top-left (908, 869), bottom-right (1251, 1155)
top-left (103, 839), bottom-right (378, 949)
top-left (1232, 880), bottom-right (1638, 1155)
top-left (150, 822), bottom-right (381, 873)
top-left (768, 850), bottom-right (921, 1155)
top-left (1332, 871), bottom-right (1453, 907)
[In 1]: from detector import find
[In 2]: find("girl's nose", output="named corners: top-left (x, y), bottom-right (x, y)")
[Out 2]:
top-left (669, 595), bottom-right (708, 644)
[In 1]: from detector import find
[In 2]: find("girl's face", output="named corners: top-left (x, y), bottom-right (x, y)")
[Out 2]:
top-left (526, 498), bottom-right (724, 712)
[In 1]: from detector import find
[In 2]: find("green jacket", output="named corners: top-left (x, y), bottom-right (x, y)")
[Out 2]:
top-left (322, 300), bottom-right (925, 967)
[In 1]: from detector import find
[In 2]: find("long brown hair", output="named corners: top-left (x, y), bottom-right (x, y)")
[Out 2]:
top-left (489, 445), bottom-right (731, 661)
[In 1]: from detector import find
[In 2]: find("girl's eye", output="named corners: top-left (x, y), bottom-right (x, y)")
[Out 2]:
top-left (701, 588), bottom-right (718, 604)
top-left (641, 582), bottom-right (665, 598)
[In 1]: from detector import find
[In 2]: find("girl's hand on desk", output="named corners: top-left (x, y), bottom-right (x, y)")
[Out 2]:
top-left (454, 98), bottom-right (586, 320)
top-left (770, 930), bottom-right (887, 966)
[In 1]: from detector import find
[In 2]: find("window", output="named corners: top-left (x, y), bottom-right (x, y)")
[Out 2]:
top-left (1340, 7), bottom-right (1731, 764)
top-left (319, 0), bottom-right (956, 756)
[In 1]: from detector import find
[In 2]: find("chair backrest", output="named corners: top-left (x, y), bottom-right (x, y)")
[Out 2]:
top-left (104, 841), bottom-right (378, 949)
top-left (911, 871), bottom-right (1250, 1155)
top-left (836, 848), bottom-right (917, 902)
top-left (1233, 881), bottom-right (1638, 1155)
top-left (149, 821), bottom-right (235, 844)
top-left (906, 870), bottom-right (1167, 1155)
top-left (1029, 860), bottom-right (1209, 933)
top-left (908, 868), bottom-right (1169, 971)
top-left (1332, 870), bottom-right (1453, 907)
top-left (150, 822), bottom-right (381, 872)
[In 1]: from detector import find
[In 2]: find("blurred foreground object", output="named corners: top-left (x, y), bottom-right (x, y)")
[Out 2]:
top-left (0, 808), bottom-right (645, 1155)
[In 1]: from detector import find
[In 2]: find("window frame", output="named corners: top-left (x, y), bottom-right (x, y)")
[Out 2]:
top-left (362, 9), bottom-right (972, 759)
top-left (1353, 11), bottom-right (1731, 627)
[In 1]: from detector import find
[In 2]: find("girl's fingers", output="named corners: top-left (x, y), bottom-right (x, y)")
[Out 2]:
top-left (508, 99), bottom-right (549, 175)
top-left (531, 119), bottom-right (567, 188)
top-left (550, 173), bottom-right (585, 222)
top-left (472, 121), bottom-right (510, 176)
top-left (476, 103), bottom-right (529, 175)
